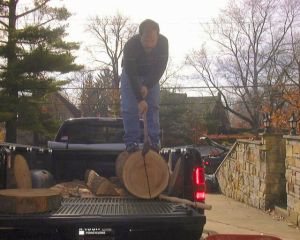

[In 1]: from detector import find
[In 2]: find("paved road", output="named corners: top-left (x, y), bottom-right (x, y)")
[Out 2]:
top-left (202, 193), bottom-right (299, 240)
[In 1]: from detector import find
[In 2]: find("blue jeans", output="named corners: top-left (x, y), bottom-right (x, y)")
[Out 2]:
top-left (120, 70), bottom-right (160, 147)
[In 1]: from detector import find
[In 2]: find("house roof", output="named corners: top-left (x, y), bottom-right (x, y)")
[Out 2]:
top-left (187, 96), bottom-right (221, 115)
top-left (53, 92), bottom-right (81, 117)
top-left (161, 91), bottom-right (223, 116)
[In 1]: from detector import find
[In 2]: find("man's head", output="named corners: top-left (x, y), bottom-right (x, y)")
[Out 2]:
top-left (139, 19), bottom-right (159, 53)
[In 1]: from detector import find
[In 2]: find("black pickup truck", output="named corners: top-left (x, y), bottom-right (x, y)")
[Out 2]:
top-left (0, 117), bottom-right (206, 240)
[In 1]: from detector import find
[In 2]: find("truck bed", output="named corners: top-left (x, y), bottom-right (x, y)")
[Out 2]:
top-left (0, 197), bottom-right (206, 240)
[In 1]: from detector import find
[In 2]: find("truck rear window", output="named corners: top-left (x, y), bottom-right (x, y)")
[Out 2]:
top-left (56, 121), bottom-right (125, 144)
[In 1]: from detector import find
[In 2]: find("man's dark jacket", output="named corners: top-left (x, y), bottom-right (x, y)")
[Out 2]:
top-left (122, 34), bottom-right (169, 101)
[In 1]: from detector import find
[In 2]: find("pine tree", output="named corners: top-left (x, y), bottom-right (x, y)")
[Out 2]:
top-left (0, 0), bottom-right (82, 142)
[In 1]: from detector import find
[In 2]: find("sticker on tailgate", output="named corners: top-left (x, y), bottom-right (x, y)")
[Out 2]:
top-left (78, 227), bottom-right (114, 240)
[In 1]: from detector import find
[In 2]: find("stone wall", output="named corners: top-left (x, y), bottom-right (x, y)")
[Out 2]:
top-left (216, 133), bottom-right (286, 210)
top-left (284, 135), bottom-right (300, 226)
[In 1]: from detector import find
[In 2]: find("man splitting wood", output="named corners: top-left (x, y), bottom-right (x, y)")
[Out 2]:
top-left (121, 19), bottom-right (169, 153)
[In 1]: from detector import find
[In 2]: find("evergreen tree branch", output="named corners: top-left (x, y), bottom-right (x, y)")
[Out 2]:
top-left (35, 17), bottom-right (55, 27)
top-left (16, 0), bottom-right (50, 19)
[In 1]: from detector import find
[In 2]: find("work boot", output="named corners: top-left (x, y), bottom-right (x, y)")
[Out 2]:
top-left (126, 143), bottom-right (139, 153)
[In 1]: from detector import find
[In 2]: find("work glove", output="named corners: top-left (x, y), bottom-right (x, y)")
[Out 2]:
top-left (138, 100), bottom-right (148, 115)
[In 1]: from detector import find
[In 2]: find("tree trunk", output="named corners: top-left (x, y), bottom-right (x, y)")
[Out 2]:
top-left (5, 0), bottom-right (18, 143)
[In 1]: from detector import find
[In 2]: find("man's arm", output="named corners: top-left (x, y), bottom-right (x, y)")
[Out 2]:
top-left (122, 38), bottom-right (143, 101)
top-left (144, 36), bottom-right (169, 89)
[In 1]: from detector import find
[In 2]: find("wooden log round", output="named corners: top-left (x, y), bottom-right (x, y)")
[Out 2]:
top-left (14, 154), bottom-right (32, 189)
top-left (116, 150), bottom-right (169, 199)
top-left (0, 188), bottom-right (61, 214)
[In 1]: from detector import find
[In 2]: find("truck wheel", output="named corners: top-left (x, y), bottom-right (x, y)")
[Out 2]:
top-left (171, 226), bottom-right (204, 240)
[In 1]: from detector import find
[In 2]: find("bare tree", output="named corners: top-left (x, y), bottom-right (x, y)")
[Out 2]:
top-left (160, 57), bottom-right (184, 87)
top-left (187, 0), bottom-right (300, 129)
top-left (289, 28), bottom-right (300, 91)
top-left (85, 14), bottom-right (137, 116)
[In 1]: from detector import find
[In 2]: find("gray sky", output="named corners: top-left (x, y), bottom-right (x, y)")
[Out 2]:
top-left (52, 0), bottom-right (228, 67)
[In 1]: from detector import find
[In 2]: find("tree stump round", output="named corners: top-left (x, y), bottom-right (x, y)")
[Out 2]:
top-left (14, 154), bottom-right (32, 189)
top-left (0, 189), bottom-right (61, 214)
top-left (116, 150), bottom-right (169, 199)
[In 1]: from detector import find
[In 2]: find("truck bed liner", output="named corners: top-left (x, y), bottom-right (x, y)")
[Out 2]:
top-left (57, 197), bottom-right (188, 216)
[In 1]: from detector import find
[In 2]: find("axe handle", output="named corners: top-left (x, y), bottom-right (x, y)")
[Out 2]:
top-left (159, 194), bottom-right (212, 210)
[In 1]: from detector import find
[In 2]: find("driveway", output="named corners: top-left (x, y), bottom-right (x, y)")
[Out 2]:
top-left (202, 193), bottom-right (299, 240)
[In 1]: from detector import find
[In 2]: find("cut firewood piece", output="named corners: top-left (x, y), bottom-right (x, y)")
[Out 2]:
top-left (168, 157), bottom-right (184, 195)
top-left (85, 170), bottom-right (119, 196)
top-left (0, 188), bottom-right (61, 214)
top-left (50, 180), bottom-right (93, 198)
top-left (117, 150), bottom-right (169, 199)
top-left (14, 154), bottom-right (32, 189)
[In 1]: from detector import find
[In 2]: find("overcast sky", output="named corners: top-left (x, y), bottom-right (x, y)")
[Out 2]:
top-left (52, 0), bottom-right (228, 67)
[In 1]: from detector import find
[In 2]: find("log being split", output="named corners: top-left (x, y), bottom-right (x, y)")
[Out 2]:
top-left (159, 194), bottom-right (212, 210)
top-left (116, 150), bottom-right (169, 199)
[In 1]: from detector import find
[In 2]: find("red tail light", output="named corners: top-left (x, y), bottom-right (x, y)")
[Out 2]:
top-left (193, 167), bottom-right (205, 185)
top-left (193, 167), bottom-right (205, 202)
top-left (195, 191), bottom-right (205, 201)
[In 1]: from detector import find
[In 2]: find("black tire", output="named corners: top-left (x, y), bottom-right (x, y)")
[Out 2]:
top-left (170, 226), bottom-right (204, 240)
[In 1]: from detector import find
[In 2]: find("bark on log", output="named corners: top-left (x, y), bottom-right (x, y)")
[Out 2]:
top-left (0, 189), bottom-right (61, 214)
top-left (116, 150), bottom-right (169, 199)
top-left (84, 170), bottom-right (119, 196)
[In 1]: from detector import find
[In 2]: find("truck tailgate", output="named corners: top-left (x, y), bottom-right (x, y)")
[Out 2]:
top-left (0, 197), bottom-right (205, 224)
top-left (0, 197), bottom-right (206, 239)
